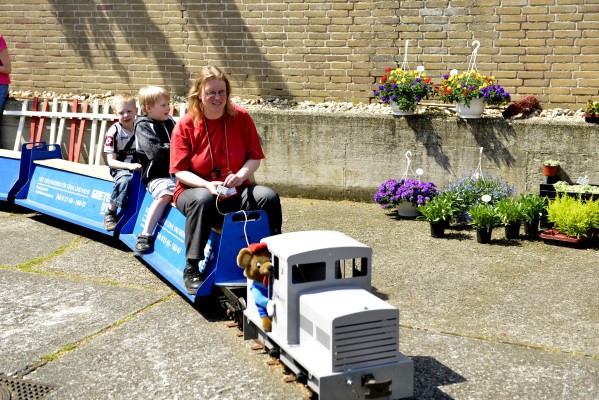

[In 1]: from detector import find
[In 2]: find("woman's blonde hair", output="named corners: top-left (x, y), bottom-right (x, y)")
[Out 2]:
top-left (188, 66), bottom-right (236, 124)
top-left (138, 86), bottom-right (170, 116)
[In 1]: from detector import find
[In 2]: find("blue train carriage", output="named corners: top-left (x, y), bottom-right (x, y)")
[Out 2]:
top-left (119, 182), bottom-right (271, 312)
top-left (243, 230), bottom-right (414, 400)
top-left (12, 143), bottom-right (138, 235)
top-left (0, 142), bottom-right (50, 202)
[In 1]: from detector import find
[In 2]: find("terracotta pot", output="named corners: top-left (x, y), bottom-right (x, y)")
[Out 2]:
top-left (543, 165), bottom-right (559, 177)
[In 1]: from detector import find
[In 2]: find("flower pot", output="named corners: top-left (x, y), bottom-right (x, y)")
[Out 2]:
top-left (583, 113), bottom-right (599, 123)
top-left (430, 221), bottom-right (445, 238)
top-left (391, 102), bottom-right (415, 116)
top-left (476, 227), bottom-right (493, 244)
top-left (543, 165), bottom-right (559, 177)
top-left (504, 223), bottom-right (521, 240)
top-left (456, 98), bottom-right (485, 119)
top-left (396, 202), bottom-right (420, 218)
top-left (523, 217), bottom-right (540, 237)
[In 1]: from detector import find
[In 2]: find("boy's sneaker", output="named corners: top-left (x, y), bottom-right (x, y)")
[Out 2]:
top-left (103, 211), bottom-right (117, 231)
top-left (134, 234), bottom-right (152, 254)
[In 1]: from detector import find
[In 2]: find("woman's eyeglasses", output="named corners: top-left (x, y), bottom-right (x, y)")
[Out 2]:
top-left (204, 90), bottom-right (227, 98)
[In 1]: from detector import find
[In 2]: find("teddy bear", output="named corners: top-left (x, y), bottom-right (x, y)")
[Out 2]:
top-left (237, 242), bottom-right (275, 332)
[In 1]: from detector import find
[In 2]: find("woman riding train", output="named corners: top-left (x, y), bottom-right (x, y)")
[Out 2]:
top-left (170, 66), bottom-right (282, 295)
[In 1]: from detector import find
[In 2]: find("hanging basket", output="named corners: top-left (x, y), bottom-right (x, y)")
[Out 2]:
top-left (391, 102), bottom-right (415, 116)
top-left (396, 202), bottom-right (421, 217)
top-left (456, 98), bottom-right (485, 119)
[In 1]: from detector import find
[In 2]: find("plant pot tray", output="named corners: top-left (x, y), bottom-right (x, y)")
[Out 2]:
top-left (539, 184), bottom-right (599, 201)
top-left (540, 228), bottom-right (591, 247)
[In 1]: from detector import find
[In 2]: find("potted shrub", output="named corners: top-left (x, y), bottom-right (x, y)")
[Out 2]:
top-left (518, 193), bottom-right (547, 236)
top-left (467, 201), bottom-right (501, 244)
top-left (496, 197), bottom-right (526, 240)
top-left (543, 160), bottom-right (560, 177)
top-left (583, 99), bottom-right (599, 123)
top-left (441, 171), bottom-right (516, 224)
top-left (541, 194), bottom-right (599, 246)
top-left (437, 69), bottom-right (511, 118)
top-left (417, 192), bottom-right (458, 238)
top-left (374, 178), bottom-right (437, 218)
top-left (373, 66), bottom-right (435, 115)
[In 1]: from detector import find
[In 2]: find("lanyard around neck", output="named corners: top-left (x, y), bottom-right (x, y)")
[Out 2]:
top-left (204, 116), bottom-right (229, 173)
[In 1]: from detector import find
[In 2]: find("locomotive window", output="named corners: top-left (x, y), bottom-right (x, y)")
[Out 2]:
top-left (334, 257), bottom-right (368, 279)
top-left (272, 256), bottom-right (279, 280)
top-left (291, 262), bottom-right (326, 284)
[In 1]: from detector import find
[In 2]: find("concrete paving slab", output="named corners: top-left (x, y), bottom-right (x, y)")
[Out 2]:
top-left (1, 197), bottom-right (598, 399)
top-left (403, 329), bottom-right (599, 399)
top-left (33, 296), bottom-right (310, 400)
top-left (0, 269), bottom-right (168, 376)
top-left (0, 211), bottom-right (76, 267)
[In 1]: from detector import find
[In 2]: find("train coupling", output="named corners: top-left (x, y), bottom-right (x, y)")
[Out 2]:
top-left (361, 374), bottom-right (392, 399)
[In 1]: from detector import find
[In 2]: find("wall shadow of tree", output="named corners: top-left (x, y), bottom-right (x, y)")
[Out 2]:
top-left (458, 118), bottom-right (517, 167)
top-left (47, 1), bottom-right (285, 96)
top-left (407, 117), bottom-right (452, 173)
top-left (184, 0), bottom-right (289, 97)
top-left (48, 0), bottom-right (187, 91)
top-left (406, 116), bottom-right (517, 175)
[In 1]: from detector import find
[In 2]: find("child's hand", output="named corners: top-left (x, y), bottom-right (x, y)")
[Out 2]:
top-left (130, 163), bottom-right (142, 172)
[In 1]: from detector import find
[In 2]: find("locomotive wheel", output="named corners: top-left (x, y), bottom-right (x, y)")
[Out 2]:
top-left (268, 347), bottom-right (280, 359)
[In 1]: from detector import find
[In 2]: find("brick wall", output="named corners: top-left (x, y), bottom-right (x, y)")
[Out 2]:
top-left (1, 0), bottom-right (598, 108)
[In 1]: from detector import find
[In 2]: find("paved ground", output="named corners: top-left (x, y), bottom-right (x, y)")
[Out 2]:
top-left (1, 197), bottom-right (598, 400)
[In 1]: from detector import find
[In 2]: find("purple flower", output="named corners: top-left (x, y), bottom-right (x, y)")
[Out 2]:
top-left (375, 178), bottom-right (438, 208)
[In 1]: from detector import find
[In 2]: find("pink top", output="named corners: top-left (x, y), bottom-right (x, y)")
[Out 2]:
top-left (0, 35), bottom-right (10, 84)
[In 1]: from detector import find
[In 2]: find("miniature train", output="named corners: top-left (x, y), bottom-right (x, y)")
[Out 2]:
top-left (0, 142), bottom-right (414, 399)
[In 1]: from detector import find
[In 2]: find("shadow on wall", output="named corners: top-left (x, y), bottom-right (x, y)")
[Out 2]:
top-left (48, 0), bottom-right (187, 90)
top-left (47, 0), bottom-right (288, 96)
top-left (406, 116), bottom-right (517, 174)
top-left (461, 118), bottom-right (517, 168)
top-left (184, 1), bottom-right (290, 97)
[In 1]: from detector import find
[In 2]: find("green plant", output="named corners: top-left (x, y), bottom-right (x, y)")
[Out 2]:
top-left (373, 67), bottom-right (435, 112)
top-left (467, 203), bottom-right (501, 230)
top-left (584, 99), bottom-right (599, 115)
top-left (441, 172), bottom-right (516, 222)
top-left (495, 197), bottom-right (526, 225)
top-left (518, 193), bottom-right (547, 223)
top-left (543, 159), bottom-right (560, 167)
top-left (438, 69), bottom-right (511, 106)
top-left (546, 194), bottom-right (595, 239)
top-left (417, 192), bottom-right (458, 223)
top-left (553, 181), bottom-right (599, 195)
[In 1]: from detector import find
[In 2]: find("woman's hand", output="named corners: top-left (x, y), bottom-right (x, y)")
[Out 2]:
top-left (206, 180), bottom-right (224, 196)
top-left (223, 173), bottom-right (243, 189)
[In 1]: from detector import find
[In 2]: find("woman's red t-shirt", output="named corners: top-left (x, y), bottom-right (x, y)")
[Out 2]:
top-left (170, 104), bottom-right (265, 203)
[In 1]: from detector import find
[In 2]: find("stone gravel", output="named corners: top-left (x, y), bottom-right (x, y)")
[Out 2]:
top-left (8, 90), bottom-right (589, 122)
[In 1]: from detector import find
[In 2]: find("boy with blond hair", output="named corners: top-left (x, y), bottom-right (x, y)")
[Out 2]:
top-left (103, 92), bottom-right (141, 231)
top-left (134, 86), bottom-right (176, 253)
